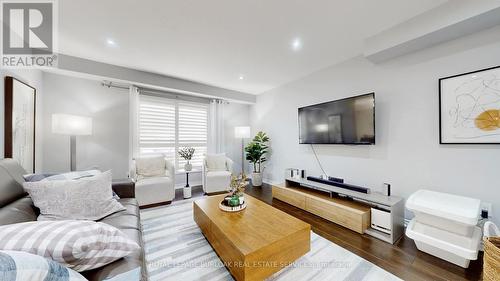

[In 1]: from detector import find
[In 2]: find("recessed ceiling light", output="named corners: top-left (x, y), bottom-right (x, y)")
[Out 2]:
top-left (106, 38), bottom-right (117, 47)
top-left (239, 75), bottom-right (244, 80)
top-left (291, 38), bottom-right (302, 51)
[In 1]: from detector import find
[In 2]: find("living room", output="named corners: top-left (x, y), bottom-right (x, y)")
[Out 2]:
top-left (1, 1), bottom-right (500, 281)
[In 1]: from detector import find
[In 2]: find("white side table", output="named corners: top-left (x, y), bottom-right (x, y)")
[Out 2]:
top-left (179, 169), bottom-right (198, 199)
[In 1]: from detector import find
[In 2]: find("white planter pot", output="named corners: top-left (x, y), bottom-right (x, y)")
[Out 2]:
top-left (239, 196), bottom-right (245, 204)
top-left (184, 162), bottom-right (192, 171)
top-left (252, 172), bottom-right (263, 186)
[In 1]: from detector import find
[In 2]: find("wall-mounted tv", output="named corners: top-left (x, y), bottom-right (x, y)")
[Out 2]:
top-left (298, 93), bottom-right (375, 145)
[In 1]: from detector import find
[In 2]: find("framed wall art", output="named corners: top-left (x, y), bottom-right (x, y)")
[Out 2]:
top-left (4, 76), bottom-right (36, 172)
top-left (439, 65), bottom-right (500, 144)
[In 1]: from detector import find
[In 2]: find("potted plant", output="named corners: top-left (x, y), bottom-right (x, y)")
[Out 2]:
top-left (178, 147), bottom-right (195, 171)
top-left (244, 131), bottom-right (269, 187)
top-left (230, 173), bottom-right (248, 204)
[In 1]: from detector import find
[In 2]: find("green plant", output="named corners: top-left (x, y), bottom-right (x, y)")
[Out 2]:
top-left (244, 131), bottom-right (269, 173)
top-left (178, 147), bottom-right (195, 161)
top-left (230, 174), bottom-right (247, 196)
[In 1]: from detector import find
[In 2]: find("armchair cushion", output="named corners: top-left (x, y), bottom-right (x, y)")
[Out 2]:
top-left (135, 156), bottom-right (165, 179)
top-left (135, 177), bottom-right (174, 206)
top-left (204, 170), bottom-right (231, 193)
top-left (205, 153), bottom-right (227, 171)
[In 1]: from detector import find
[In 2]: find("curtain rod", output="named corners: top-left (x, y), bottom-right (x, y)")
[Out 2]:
top-left (101, 80), bottom-right (229, 104)
top-left (101, 81), bottom-right (129, 90)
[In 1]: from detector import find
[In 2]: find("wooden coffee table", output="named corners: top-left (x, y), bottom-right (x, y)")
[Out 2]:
top-left (193, 194), bottom-right (311, 281)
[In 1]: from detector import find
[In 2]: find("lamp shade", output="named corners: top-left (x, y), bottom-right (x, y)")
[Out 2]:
top-left (52, 114), bottom-right (92, 136)
top-left (234, 126), bottom-right (251, 138)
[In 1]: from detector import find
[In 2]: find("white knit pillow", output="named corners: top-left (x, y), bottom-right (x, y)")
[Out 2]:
top-left (205, 153), bottom-right (227, 171)
top-left (135, 156), bottom-right (166, 179)
top-left (0, 221), bottom-right (140, 272)
top-left (23, 170), bottom-right (125, 221)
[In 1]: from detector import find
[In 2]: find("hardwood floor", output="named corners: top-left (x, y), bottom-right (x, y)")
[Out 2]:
top-left (174, 183), bottom-right (484, 281)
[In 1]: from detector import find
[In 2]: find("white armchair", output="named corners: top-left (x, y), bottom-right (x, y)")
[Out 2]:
top-left (202, 154), bottom-right (233, 194)
top-left (131, 156), bottom-right (175, 207)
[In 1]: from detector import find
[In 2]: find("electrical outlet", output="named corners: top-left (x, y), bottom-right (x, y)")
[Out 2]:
top-left (480, 202), bottom-right (493, 218)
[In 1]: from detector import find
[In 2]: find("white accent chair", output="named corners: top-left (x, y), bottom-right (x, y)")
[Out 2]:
top-left (131, 156), bottom-right (175, 207)
top-left (202, 154), bottom-right (233, 194)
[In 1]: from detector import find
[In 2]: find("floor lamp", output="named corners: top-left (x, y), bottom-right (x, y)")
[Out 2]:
top-left (52, 114), bottom-right (93, 171)
top-left (234, 126), bottom-right (250, 177)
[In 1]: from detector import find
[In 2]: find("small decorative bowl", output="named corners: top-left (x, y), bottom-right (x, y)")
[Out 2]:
top-left (219, 198), bottom-right (247, 212)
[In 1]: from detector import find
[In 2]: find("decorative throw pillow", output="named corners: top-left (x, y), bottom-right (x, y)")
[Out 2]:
top-left (0, 221), bottom-right (140, 272)
top-left (205, 153), bottom-right (227, 171)
top-left (23, 170), bottom-right (120, 200)
top-left (0, 250), bottom-right (87, 281)
top-left (23, 170), bottom-right (101, 182)
top-left (135, 156), bottom-right (166, 179)
top-left (23, 170), bottom-right (125, 221)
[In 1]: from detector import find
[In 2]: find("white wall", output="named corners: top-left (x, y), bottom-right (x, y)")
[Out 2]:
top-left (0, 69), bottom-right (44, 172)
top-left (250, 26), bottom-right (500, 223)
top-left (224, 103), bottom-right (251, 175)
top-left (41, 72), bottom-right (130, 178)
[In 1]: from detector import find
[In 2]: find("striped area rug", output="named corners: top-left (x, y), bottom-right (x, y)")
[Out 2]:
top-left (140, 198), bottom-right (402, 281)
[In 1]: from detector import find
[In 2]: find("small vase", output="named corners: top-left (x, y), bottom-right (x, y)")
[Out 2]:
top-left (184, 162), bottom-right (192, 171)
top-left (239, 196), bottom-right (245, 205)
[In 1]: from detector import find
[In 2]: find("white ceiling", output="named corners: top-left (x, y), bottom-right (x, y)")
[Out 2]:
top-left (58, 0), bottom-right (447, 94)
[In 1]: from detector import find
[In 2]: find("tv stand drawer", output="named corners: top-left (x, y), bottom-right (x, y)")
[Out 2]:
top-left (272, 184), bottom-right (370, 234)
top-left (272, 185), bottom-right (306, 209)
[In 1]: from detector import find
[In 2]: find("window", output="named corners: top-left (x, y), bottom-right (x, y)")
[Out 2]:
top-left (138, 94), bottom-right (208, 170)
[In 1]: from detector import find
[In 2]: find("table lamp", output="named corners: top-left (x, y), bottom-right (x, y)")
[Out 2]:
top-left (234, 126), bottom-right (250, 176)
top-left (52, 113), bottom-right (92, 171)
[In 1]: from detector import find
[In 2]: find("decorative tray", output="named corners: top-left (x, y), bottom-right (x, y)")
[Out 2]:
top-left (219, 198), bottom-right (247, 212)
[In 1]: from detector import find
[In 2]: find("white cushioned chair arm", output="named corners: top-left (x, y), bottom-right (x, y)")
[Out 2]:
top-left (226, 157), bottom-right (233, 173)
top-left (165, 159), bottom-right (175, 180)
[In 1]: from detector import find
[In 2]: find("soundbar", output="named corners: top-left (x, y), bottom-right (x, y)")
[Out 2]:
top-left (306, 176), bottom-right (370, 194)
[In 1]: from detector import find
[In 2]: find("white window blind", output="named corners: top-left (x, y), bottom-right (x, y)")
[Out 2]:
top-left (138, 94), bottom-right (208, 170)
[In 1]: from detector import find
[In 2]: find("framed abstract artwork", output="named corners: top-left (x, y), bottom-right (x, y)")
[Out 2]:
top-left (4, 76), bottom-right (36, 172)
top-left (439, 65), bottom-right (500, 144)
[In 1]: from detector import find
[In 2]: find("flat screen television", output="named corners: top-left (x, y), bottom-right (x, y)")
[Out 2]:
top-left (298, 93), bottom-right (375, 144)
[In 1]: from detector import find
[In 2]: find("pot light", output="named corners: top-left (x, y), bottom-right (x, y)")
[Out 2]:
top-left (291, 38), bottom-right (302, 51)
top-left (239, 75), bottom-right (244, 80)
top-left (106, 38), bottom-right (117, 47)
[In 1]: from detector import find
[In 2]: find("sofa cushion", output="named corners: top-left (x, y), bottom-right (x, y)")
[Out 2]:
top-left (99, 199), bottom-right (141, 230)
top-left (0, 197), bottom-right (38, 226)
top-left (135, 156), bottom-right (166, 179)
top-left (0, 250), bottom-right (87, 281)
top-left (23, 171), bottom-right (125, 221)
top-left (0, 220), bottom-right (141, 272)
top-left (205, 153), bottom-right (227, 171)
top-left (0, 159), bottom-right (27, 208)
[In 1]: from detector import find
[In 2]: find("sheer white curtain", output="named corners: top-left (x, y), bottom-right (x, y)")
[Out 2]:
top-left (208, 99), bottom-right (225, 154)
top-left (128, 85), bottom-right (140, 177)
